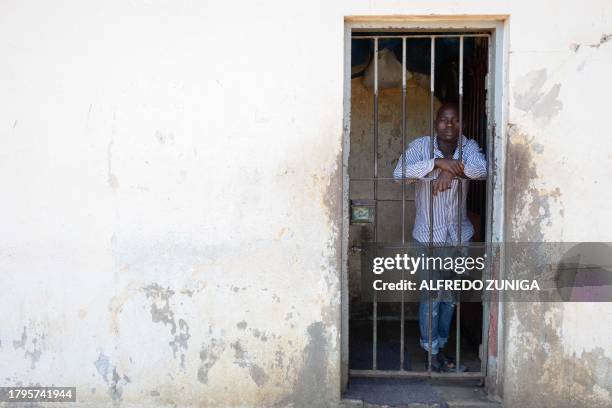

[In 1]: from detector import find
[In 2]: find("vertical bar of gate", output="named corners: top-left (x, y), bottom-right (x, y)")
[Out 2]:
top-left (372, 37), bottom-right (378, 371)
top-left (428, 36), bottom-right (435, 375)
top-left (400, 36), bottom-right (407, 371)
top-left (456, 35), bottom-right (464, 372)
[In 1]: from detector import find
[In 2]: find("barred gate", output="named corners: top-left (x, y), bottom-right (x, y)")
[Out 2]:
top-left (349, 32), bottom-right (493, 379)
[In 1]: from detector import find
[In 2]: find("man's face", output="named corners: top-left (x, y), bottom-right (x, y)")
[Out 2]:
top-left (435, 106), bottom-right (460, 143)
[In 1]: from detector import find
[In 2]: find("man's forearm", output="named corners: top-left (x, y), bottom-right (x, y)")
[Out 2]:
top-left (393, 156), bottom-right (435, 179)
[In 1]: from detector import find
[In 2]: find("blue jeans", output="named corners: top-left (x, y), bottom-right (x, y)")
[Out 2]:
top-left (419, 299), bottom-right (455, 354)
top-left (416, 233), bottom-right (463, 354)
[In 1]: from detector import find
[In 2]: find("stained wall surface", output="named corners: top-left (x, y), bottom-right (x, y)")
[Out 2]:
top-left (1, 1), bottom-right (612, 407)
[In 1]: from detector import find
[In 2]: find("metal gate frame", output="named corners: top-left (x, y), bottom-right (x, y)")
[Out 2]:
top-left (341, 18), bottom-right (508, 388)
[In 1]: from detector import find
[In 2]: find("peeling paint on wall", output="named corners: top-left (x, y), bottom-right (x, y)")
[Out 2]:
top-left (94, 351), bottom-right (131, 405)
top-left (12, 327), bottom-right (43, 370)
top-left (513, 70), bottom-right (563, 126)
top-left (143, 283), bottom-right (193, 368)
top-left (570, 33), bottom-right (612, 52)
top-left (144, 283), bottom-right (177, 334)
top-left (275, 322), bottom-right (330, 407)
top-left (505, 123), bottom-right (564, 241)
top-left (230, 340), bottom-right (269, 387)
top-left (503, 114), bottom-right (612, 407)
top-left (169, 318), bottom-right (190, 369)
top-left (12, 327), bottom-right (27, 350)
top-left (197, 337), bottom-right (226, 385)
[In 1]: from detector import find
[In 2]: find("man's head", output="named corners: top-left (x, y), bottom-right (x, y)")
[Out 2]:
top-left (435, 103), bottom-right (460, 144)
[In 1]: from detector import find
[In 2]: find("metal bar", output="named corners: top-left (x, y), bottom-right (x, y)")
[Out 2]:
top-left (350, 369), bottom-right (484, 379)
top-left (429, 36), bottom-right (436, 166)
top-left (401, 38), bottom-right (407, 247)
top-left (427, 37), bottom-right (436, 375)
top-left (365, 244), bottom-right (482, 250)
top-left (474, 64), bottom-right (478, 143)
top-left (475, 42), bottom-right (480, 145)
top-left (353, 316), bottom-right (416, 322)
top-left (352, 34), bottom-right (491, 39)
top-left (357, 199), bottom-right (415, 203)
top-left (400, 36), bottom-right (407, 372)
top-left (427, 36), bottom-right (435, 375)
top-left (350, 176), bottom-right (487, 181)
top-left (456, 35), bottom-right (464, 373)
top-left (372, 37), bottom-right (379, 371)
top-left (428, 182), bottom-right (434, 375)
top-left (474, 41), bottom-right (482, 218)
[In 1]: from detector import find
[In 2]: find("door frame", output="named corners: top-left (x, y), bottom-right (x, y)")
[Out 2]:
top-left (340, 15), bottom-right (509, 394)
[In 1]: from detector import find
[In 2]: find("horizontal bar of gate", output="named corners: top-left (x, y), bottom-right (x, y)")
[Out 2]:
top-left (350, 177), bottom-right (487, 182)
top-left (353, 34), bottom-right (490, 39)
top-left (350, 369), bottom-right (485, 379)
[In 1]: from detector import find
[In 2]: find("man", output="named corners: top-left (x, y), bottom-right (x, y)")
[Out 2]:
top-left (392, 102), bottom-right (487, 372)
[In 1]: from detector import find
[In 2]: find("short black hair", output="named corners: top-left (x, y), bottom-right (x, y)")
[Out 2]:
top-left (436, 102), bottom-right (459, 119)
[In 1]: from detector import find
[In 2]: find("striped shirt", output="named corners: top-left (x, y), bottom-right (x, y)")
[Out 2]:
top-left (392, 135), bottom-right (487, 244)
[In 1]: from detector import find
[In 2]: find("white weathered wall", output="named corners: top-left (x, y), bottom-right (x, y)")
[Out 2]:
top-left (503, 3), bottom-right (612, 405)
top-left (0, 1), bottom-right (611, 407)
top-left (0, 2), bottom-right (345, 406)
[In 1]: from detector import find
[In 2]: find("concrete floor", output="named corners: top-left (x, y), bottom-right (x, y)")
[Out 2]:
top-left (431, 379), bottom-right (501, 407)
top-left (342, 378), bottom-right (501, 408)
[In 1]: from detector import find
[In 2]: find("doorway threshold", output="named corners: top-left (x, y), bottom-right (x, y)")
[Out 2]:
top-left (341, 377), bottom-right (501, 408)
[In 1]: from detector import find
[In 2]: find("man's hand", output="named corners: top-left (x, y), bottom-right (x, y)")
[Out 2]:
top-left (434, 158), bottom-right (464, 176)
top-left (433, 170), bottom-right (454, 195)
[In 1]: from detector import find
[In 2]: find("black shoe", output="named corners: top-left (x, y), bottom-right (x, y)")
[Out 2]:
top-left (437, 351), bottom-right (467, 372)
top-left (424, 352), bottom-right (442, 371)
